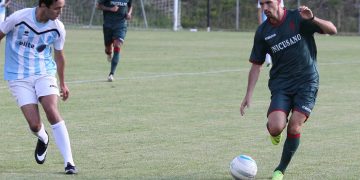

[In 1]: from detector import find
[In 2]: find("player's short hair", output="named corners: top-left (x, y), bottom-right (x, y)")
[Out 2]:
top-left (39, 0), bottom-right (59, 8)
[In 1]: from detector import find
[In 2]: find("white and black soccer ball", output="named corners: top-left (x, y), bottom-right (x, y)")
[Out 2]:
top-left (229, 155), bottom-right (257, 180)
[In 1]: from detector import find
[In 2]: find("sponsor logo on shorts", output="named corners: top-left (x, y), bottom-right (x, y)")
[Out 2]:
top-left (301, 105), bottom-right (312, 113)
top-left (49, 85), bottom-right (58, 89)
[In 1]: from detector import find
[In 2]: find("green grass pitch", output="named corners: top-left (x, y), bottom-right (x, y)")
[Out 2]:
top-left (0, 29), bottom-right (359, 179)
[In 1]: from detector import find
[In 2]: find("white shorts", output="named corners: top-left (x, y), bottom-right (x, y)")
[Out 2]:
top-left (8, 75), bottom-right (60, 107)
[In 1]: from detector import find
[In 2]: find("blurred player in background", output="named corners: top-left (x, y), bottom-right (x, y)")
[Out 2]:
top-left (97, 0), bottom-right (133, 82)
top-left (0, 0), bottom-right (11, 24)
top-left (0, 0), bottom-right (77, 174)
top-left (241, 0), bottom-right (337, 179)
top-left (257, 0), bottom-right (283, 67)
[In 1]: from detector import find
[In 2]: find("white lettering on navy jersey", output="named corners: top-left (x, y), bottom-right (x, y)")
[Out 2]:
top-left (271, 34), bottom-right (301, 53)
top-left (111, 1), bottom-right (127, 6)
top-left (265, 33), bottom-right (276, 40)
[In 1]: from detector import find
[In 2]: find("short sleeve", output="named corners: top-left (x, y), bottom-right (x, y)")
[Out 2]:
top-left (53, 21), bottom-right (66, 50)
top-left (0, 10), bottom-right (19, 34)
top-left (300, 18), bottom-right (323, 35)
top-left (249, 28), bottom-right (267, 65)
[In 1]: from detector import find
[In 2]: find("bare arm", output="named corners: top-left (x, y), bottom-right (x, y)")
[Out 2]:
top-left (126, 6), bottom-right (133, 20)
top-left (0, 31), bottom-right (5, 42)
top-left (299, 6), bottom-right (337, 35)
top-left (311, 17), bottom-right (337, 35)
top-left (54, 49), bottom-right (69, 101)
top-left (240, 63), bottom-right (262, 116)
top-left (257, 8), bottom-right (263, 25)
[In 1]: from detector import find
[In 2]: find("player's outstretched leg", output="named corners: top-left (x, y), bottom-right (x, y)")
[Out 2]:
top-left (109, 46), bottom-right (121, 81)
top-left (51, 121), bottom-right (77, 174)
top-left (273, 133), bottom-right (300, 179)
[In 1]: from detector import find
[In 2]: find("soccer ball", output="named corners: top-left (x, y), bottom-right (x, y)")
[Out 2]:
top-left (229, 155), bottom-right (257, 180)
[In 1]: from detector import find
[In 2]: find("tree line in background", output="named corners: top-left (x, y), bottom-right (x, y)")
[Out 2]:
top-left (179, 0), bottom-right (359, 33)
top-left (6, 0), bottom-right (360, 33)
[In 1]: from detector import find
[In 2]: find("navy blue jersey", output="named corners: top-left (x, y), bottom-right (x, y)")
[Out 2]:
top-left (98, 0), bottom-right (132, 27)
top-left (250, 9), bottom-right (322, 92)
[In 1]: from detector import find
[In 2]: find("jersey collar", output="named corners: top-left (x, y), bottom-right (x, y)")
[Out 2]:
top-left (269, 8), bottom-right (287, 27)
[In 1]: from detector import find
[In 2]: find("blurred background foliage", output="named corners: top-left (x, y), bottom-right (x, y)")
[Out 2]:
top-left (6, 0), bottom-right (360, 33)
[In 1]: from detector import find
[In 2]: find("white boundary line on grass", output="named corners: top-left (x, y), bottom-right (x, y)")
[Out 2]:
top-left (0, 69), bottom-right (245, 89)
top-left (0, 61), bottom-right (359, 89)
top-left (40, 61), bottom-right (360, 85)
top-left (67, 69), bottom-right (247, 84)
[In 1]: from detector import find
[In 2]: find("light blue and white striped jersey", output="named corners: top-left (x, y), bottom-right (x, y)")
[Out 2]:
top-left (0, 7), bottom-right (66, 80)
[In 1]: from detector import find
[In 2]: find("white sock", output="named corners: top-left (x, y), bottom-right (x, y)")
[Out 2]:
top-left (51, 120), bottom-right (75, 167)
top-left (32, 123), bottom-right (48, 144)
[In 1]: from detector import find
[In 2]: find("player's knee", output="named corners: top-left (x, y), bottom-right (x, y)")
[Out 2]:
top-left (266, 122), bottom-right (283, 136)
top-left (268, 128), bottom-right (283, 137)
top-left (287, 125), bottom-right (301, 135)
top-left (113, 39), bottom-right (123, 47)
top-left (105, 48), bottom-right (112, 54)
top-left (29, 123), bottom-right (42, 133)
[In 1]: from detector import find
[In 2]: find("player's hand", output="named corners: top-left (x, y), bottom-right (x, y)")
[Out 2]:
top-left (240, 97), bottom-right (251, 116)
top-left (126, 13), bottom-right (132, 20)
top-left (298, 6), bottom-right (314, 20)
top-left (110, 6), bottom-right (119, 12)
top-left (60, 84), bottom-right (69, 101)
top-left (96, 3), bottom-right (100, 9)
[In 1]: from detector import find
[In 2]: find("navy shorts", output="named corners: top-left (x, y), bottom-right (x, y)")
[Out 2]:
top-left (103, 23), bottom-right (127, 46)
top-left (267, 86), bottom-right (318, 118)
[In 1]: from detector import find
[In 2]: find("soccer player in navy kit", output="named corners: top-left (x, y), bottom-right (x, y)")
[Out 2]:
top-left (257, 0), bottom-right (283, 67)
top-left (240, 0), bottom-right (337, 179)
top-left (0, 0), bottom-right (77, 174)
top-left (97, 0), bottom-right (133, 82)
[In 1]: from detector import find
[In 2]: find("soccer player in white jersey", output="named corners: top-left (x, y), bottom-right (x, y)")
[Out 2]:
top-left (0, 0), bottom-right (77, 174)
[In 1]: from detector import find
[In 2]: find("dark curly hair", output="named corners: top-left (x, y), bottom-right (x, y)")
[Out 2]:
top-left (39, 0), bottom-right (59, 8)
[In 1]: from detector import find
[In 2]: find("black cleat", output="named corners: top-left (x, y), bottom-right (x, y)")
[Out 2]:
top-left (65, 162), bottom-right (78, 174)
top-left (34, 131), bottom-right (49, 164)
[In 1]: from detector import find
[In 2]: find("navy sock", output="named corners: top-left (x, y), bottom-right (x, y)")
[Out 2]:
top-left (275, 133), bottom-right (300, 173)
top-left (110, 47), bottom-right (120, 75)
